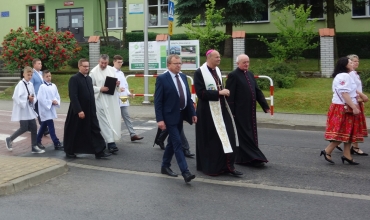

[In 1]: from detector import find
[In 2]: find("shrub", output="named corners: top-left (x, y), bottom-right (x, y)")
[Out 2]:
top-left (1, 26), bottom-right (78, 72)
top-left (250, 60), bottom-right (299, 89)
top-left (360, 69), bottom-right (370, 92)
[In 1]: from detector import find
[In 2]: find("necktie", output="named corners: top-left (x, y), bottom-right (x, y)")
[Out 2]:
top-left (175, 74), bottom-right (185, 109)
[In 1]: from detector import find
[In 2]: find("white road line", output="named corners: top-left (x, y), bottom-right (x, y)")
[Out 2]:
top-left (132, 126), bottom-right (155, 130)
top-left (67, 162), bottom-right (370, 201)
top-left (0, 134), bottom-right (26, 142)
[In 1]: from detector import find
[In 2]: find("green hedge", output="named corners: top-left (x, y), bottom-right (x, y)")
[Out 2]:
top-left (246, 32), bottom-right (370, 59)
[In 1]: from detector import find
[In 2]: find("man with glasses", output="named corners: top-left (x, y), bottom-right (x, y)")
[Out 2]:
top-left (154, 54), bottom-right (197, 183)
top-left (63, 59), bottom-right (111, 159)
top-left (113, 55), bottom-right (143, 144)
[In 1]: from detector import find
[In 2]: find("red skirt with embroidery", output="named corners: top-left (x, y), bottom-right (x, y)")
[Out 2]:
top-left (359, 102), bottom-right (368, 137)
top-left (324, 103), bottom-right (364, 143)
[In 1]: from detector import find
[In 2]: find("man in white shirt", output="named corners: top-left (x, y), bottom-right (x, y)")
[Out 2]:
top-left (112, 55), bottom-right (143, 142)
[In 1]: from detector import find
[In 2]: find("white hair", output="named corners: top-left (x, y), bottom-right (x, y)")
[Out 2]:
top-left (236, 54), bottom-right (248, 63)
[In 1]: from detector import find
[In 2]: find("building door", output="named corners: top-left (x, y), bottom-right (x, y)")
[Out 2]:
top-left (56, 8), bottom-right (84, 42)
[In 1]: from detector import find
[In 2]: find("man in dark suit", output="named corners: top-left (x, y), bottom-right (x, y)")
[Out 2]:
top-left (154, 54), bottom-right (197, 183)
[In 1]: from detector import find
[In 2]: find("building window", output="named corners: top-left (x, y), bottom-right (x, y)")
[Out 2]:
top-left (245, 0), bottom-right (269, 23)
top-left (28, 5), bottom-right (45, 31)
top-left (148, 0), bottom-right (168, 27)
top-left (107, 0), bottom-right (123, 28)
top-left (352, 0), bottom-right (370, 17)
top-left (305, 0), bottom-right (324, 19)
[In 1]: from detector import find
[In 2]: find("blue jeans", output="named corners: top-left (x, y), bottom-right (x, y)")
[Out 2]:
top-left (37, 119), bottom-right (60, 145)
top-left (161, 122), bottom-right (189, 175)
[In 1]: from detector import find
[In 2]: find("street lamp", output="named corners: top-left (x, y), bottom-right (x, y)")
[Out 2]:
top-left (143, 0), bottom-right (150, 104)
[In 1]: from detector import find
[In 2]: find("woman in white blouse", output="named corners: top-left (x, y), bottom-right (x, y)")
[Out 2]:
top-left (321, 57), bottom-right (364, 165)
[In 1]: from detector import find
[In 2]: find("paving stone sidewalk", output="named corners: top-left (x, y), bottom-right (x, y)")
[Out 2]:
top-left (0, 156), bottom-right (67, 196)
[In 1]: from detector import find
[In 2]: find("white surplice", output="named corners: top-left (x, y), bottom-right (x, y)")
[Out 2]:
top-left (11, 79), bottom-right (38, 121)
top-left (90, 65), bottom-right (121, 142)
top-left (37, 82), bottom-right (61, 122)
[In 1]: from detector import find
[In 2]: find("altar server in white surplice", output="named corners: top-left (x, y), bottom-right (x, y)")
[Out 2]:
top-left (36, 70), bottom-right (64, 151)
top-left (4, 66), bottom-right (45, 154)
top-left (89, 54), bottom-right (121, 153)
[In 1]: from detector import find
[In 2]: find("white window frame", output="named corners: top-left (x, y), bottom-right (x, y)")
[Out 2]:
top-left (352, 0), bottom-right (370, 18)
top-left (148, 0), bottom-right (168, 27)
top-left (28, 5), bottom-right (45, 31)
top-left (107, 0), bottom-right (123, 29)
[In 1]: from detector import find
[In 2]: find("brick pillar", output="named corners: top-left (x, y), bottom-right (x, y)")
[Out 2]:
top-left (88, 36), bottom-right (100, 70)
top-left (232, 31), bottom-right (246, 70)
top-left (156, 34), bottom-right (168, 74)
top-left (319, 28), bottom-right (335, 78)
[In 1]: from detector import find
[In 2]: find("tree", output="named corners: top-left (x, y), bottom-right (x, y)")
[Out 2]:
top-left (183, 0), bottom-right (230, 55)
top-left (258, 5), bottom-right (318, 61)
top-left (176, 0), bottom-right (267, 57)
top-left (269, 0), bottom-right (369, 58)
top-left (1, 26), bottom-right (79, 72)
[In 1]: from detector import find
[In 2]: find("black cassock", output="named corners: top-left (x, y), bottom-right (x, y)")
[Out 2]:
top-left (63, 72), bottom-right (106, 155)
top-left (226, 68), bottom-right (269, 164)
top-left (194, 67), bottom-right (236, 176)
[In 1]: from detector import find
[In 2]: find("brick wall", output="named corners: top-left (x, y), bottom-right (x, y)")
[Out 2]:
top-left (320, 37), bottom-right (334, 77)
top-left (89, 41), bottom-right (100, 70)
top-left (233, 38), bottom-right (245, 70)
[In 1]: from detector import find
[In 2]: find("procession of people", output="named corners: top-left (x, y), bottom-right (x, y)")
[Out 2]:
top-left (4, 51), bottom-right (369, 184)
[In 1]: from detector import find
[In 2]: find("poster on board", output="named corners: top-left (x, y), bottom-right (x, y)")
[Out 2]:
top-left (129, 40), bottom-right (200, 71)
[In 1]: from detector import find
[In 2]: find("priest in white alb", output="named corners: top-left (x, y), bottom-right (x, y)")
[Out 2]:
top-left (89, 54), bottom-right (121, 153)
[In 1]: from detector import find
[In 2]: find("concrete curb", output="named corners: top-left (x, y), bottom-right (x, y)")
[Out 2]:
top-left (0, 159), bottom-right (68, 196)
top-left (257, 122), bottom-right (325, 132)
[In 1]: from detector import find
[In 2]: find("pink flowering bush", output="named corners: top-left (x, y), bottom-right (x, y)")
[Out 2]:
top-left (1, 26), bottom-right (80, 72)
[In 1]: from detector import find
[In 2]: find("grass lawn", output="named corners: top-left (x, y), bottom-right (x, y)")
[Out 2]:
top-left (2, 74), bottom-right (370, 116)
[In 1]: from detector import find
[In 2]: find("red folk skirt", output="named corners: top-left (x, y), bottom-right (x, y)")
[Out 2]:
top-left (325, 103), bottom-right (364, 143)
top-left (358, 102), bottom-right (368, 137)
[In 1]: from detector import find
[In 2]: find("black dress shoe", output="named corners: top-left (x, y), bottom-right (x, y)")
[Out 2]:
top-left (54, 143), bottom-right (64, 150)
top-left (108, 146), bottom-right (119, 153)
top-left (156, 141), bottom-right (165, 150)
top-left (66, 153), bottom-right (77, 158)
top-left (184, 150), bottom-right (195, 158)
top-left (229, 170), bottom-right (243, 176)
top-left (182, 172), bottom-right (196, 183)
top-left (161, 167), bottom-right (178, 177)
top-left (95, 151), bottom-right (112, 159)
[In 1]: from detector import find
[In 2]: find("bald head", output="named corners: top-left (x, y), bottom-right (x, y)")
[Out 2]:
top-left (236, 54), bottom-right (250, 71)
top-left (206, 50), bottom-right (221, 68)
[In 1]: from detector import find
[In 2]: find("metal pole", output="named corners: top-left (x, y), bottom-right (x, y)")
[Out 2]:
top-left (168, 35), bottom-right (171, 56)
top-left (143, 0), bottom-right (150, 104)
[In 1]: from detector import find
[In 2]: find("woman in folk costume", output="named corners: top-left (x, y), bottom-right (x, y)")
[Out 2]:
top-left (336, 54), bottom-right (368, 155)
top-left (194, 49), bottom-right (242, 176)
top-left (321, 57), bottom-right (364, 165)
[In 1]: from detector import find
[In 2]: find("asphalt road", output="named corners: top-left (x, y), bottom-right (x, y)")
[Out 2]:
top-left (1, 121), bottom-right (370, 219)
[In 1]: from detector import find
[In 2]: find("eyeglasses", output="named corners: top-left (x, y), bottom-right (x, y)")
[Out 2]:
top-left (170, 63), bottom-right (182, 65)
top-left (116, 61), bottom-right (124, 64)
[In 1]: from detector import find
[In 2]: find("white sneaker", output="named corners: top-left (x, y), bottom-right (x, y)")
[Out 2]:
top-left (5, 137), bottom-right (12, 151)
top-left (32, 146), bottom-right (45, 154)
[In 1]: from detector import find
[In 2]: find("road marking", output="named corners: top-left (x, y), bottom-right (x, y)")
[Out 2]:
top-left (0, 134), bottom-right (26, 142)
top-left (132, 126), bottom-right (155, 130)
top-left (67, 162), bottom-right (370, 201)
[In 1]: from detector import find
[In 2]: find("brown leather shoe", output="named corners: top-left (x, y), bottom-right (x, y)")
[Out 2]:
top-left (131, 135), bottom-right (144, 141)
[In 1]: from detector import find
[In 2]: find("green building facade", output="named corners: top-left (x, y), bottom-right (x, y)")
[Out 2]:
top-left (0, 0), bottom-right (369, 44)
